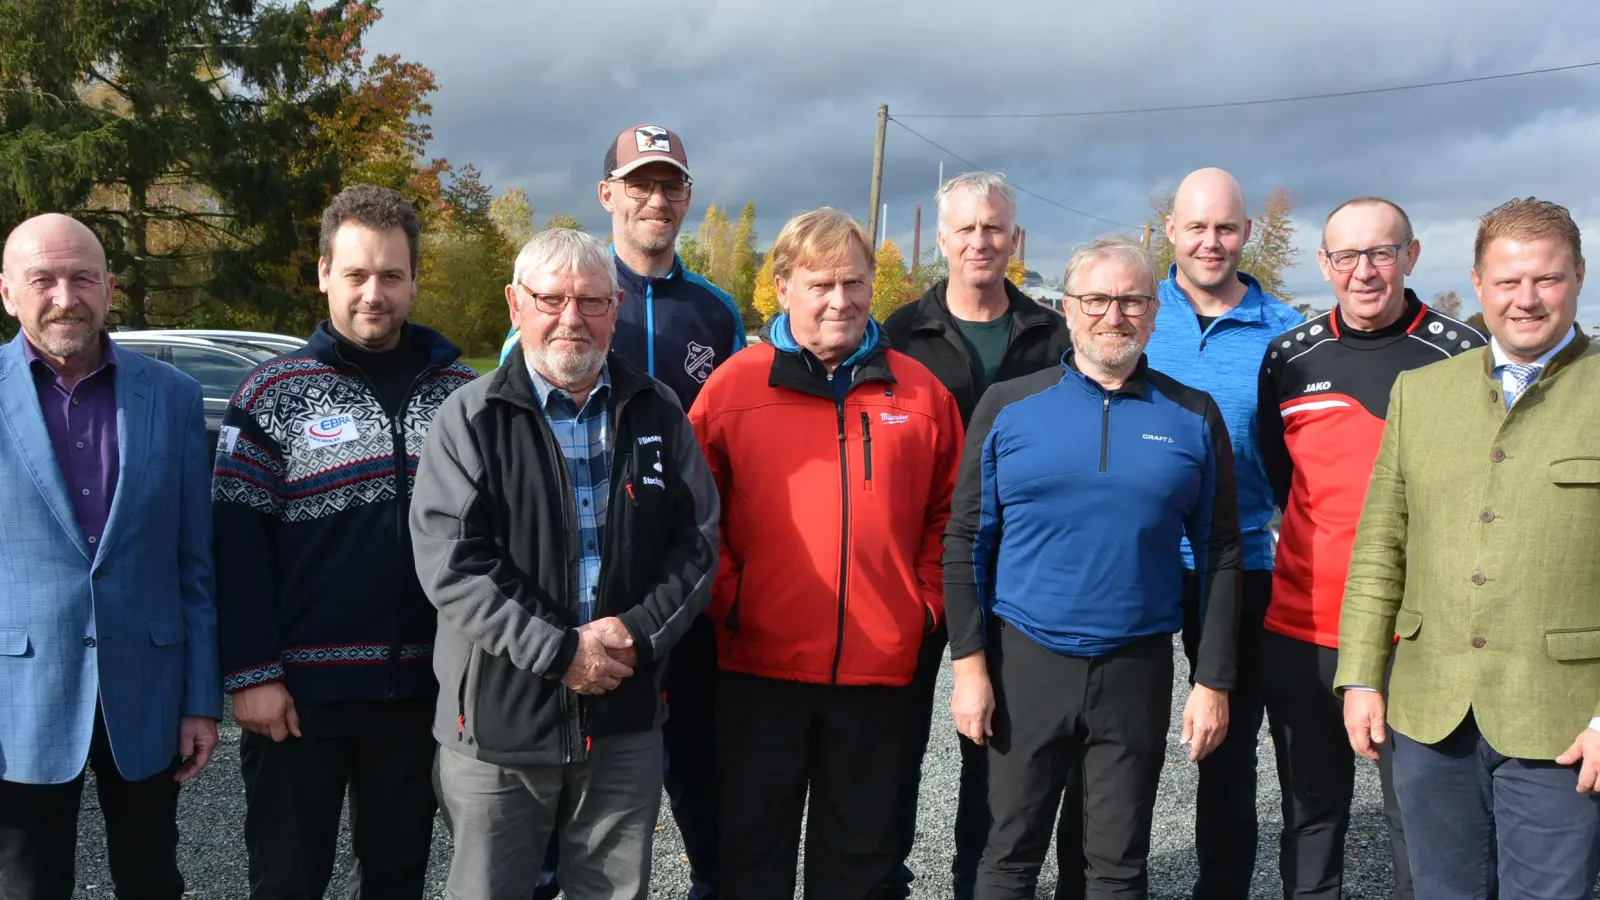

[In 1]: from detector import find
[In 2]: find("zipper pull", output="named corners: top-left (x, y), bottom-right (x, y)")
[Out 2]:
top-left (585, 735), bottom-right (593, 753)
top-left (457, 714), bottom-right (465, 740)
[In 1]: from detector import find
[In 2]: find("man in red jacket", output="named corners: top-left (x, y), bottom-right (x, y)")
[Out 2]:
top-left (688, 207), bottom-right (964, 900)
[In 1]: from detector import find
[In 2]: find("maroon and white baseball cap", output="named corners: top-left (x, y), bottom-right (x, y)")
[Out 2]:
top-left (604, 124), bottom-right (691, 179)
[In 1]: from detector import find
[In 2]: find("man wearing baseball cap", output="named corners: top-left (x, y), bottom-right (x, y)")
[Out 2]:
top-left (508, 123), bottom-right (745, 900)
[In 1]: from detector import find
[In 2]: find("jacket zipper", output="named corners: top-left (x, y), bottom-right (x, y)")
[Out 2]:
top-left (860, 411), bottom-right (874, 486)
top-left (534, 408), bottom-right (583, 763)
top-left (339, 351), bottom-right (440, 700)
top-left (1099, 393), bottom-right (1111, 473)
top-left (831, 397), bottom-right (851, 685)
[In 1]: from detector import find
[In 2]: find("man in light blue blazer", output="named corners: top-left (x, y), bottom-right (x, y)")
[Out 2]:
top-left (0, 213), bottom-right (221, 900)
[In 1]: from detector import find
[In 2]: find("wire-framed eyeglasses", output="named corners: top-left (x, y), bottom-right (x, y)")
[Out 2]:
top-left (611, 176), bottom-right (692, 202)
top-left (1068, 293), bottom-right (1155, 316)
top-left (1323, 241), bottom-right (1412, 273)
top-left (517, 284), bottom-right (615, 316)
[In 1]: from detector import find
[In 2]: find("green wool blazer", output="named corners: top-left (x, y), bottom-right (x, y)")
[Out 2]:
top-left (1335, 331), bottom-right (1600, 760)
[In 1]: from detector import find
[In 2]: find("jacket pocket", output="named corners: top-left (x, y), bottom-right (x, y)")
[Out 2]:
top-left (0, 629), bottom-right (28, 656)
top-left (724, 573), bottom-right (744, 635)
top-left (1395, 608), bottom-right (1422, 639)
top-left (1546, 627), bottom-right (1600, 661)
top-left (1549, 457), bottom-right (1600, 485)
top-left (148, 619), bottom-right (186, 646)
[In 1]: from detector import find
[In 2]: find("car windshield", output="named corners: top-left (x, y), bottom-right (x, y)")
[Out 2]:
top-left (166, 346), bottom-right (260, 399)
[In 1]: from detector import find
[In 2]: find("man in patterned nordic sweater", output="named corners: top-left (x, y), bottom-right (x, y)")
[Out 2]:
top-left (211, 185), bottom-right (476, 900)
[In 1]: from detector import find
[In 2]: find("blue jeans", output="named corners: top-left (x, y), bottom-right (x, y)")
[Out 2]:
top-left (1392, 713), bottom-right (1600, 900)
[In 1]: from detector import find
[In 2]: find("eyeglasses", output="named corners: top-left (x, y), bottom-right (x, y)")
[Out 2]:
top-left (1068, 293), bottom-right (1155, 316)
top-left (1323, 241), bottom-right (1411, 273)
top-left (517, 284), bottom-right (615, 316)
top-left (611, 176), bottom-right (692, 202)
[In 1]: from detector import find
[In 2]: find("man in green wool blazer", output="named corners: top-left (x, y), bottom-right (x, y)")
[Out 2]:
top-left (1335, 196), bottom-right (1600, 900)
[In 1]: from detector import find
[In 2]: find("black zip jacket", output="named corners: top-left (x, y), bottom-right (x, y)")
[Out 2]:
top-left (882, 278), bottom-right (1071, 426)
top-left (409, 347), bottom-right (719, 766)
top-left (212, 321), bottom-right (475, 701)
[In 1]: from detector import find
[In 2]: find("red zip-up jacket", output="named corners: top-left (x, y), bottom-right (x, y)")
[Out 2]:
top-left (687, 329), bottom-right (963, 687)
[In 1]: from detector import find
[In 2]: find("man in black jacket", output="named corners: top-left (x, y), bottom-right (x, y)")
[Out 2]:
top-left (882, 170), bottom-right (1070, 900)
top-left (410, 228), bottom-right (719, 900)
top-left (212, 185), bottom-right (477, 899)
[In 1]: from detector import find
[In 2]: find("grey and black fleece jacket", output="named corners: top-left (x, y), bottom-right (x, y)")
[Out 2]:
top-left (409, 346), bottom-right (719, 766)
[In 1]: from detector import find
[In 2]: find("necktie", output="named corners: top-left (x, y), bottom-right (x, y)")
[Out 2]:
top-left (1503, 363), bottom-right (1541, 409)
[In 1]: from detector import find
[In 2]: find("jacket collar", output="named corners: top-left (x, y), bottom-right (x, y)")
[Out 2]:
top-left (611, 245), bottom-right (684, 290)
top-left (760, 316), bottom-right (896, 400)
top-left (1159, 265), bottom-right (1273, 326)
top-left (305, 320), bottom-right (463, 372)
top-left (1061, 346), bottom-right (1149, 399)
top-left (906, 278), bottom-right (1059, 334)
top-left (1479, 324), bottom-right (1591, 381)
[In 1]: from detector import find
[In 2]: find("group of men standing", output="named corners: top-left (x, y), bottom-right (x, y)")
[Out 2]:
top-left (0, 117), bottom-right (1598, 900)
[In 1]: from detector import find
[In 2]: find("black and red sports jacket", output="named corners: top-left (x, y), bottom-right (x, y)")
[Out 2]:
top-left (1257, 291), bottom-right (1486, 648)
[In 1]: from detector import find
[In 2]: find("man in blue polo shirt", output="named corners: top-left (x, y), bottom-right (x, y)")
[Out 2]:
top-left (502, 124), bottom-right (744, 900)
top-left (1141, 167), bottom-right (1306, 899)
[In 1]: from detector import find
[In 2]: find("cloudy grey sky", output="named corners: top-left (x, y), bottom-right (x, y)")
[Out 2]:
top-left (370, 0), bottom-right (1600, 320)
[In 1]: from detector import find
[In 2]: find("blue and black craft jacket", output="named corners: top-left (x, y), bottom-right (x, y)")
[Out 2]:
top-left (943, 350), bottom-right (1244, 689)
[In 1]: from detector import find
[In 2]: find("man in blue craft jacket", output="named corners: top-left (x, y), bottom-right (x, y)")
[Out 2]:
top-left (946, 235), bottom-right (1242, 900)
top-left (500, 124), bottom-right (745, 900)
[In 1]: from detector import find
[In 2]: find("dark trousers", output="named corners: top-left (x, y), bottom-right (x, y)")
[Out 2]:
top-left (1054, 570), bottom-right (1271, 900)
top-left (1392, 713), bottom-right (1600, 900)
top-left (886, 622), bottom-right (990, 900)
top-left (534, 615), bottom-right (723, 900)
top-left (239, 698), bottom-right (438, 900)
top-left (1259, 630), bottom-right (1412, 900)
top-left (980, 624), bottom-right (1173, 900)
top-left (0, 706), bottom-right (183, 900)
top-left (717, 672), bottom-right (909, 900)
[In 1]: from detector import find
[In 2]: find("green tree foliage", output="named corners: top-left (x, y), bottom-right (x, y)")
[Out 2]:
top-left (1145, 186), bottom-right (1301, 302)
top-left (413, 165), bottom-right (515, 356)
top-left (490, 187), bottom-right (534, 249)
top-left (543, 212), bottom-right (583, 231)
top-left (0, 0), bottom-right (340, 328)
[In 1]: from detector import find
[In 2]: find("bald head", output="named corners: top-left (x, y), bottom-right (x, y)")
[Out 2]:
top-left (1, 213), bottom-right (114, 371)
top-left (3, 213), bottom-right (107, 276)
top-left (1166, 167), bottom-right (1252, 294)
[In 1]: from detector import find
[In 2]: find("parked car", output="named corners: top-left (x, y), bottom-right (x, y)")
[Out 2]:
top-left (109, 332), bottom-right (277, 449)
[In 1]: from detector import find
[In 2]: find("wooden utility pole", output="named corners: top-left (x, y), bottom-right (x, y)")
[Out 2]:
top-left (867, 103), bottom-right (888, 251)
top-left (1019, 228), bottom-right (1027, 266)
top-left (912, 203), bottom-right (922, 276)
top-left (1141, 224), bottom-right (1152, 248)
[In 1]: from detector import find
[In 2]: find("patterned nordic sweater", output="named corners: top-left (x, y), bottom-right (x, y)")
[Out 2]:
top-left (211, 322), bottom-right (476, 702)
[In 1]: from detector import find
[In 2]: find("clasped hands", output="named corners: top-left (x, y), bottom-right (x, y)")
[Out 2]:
top-left (560, 616), bottom-right (637, 695)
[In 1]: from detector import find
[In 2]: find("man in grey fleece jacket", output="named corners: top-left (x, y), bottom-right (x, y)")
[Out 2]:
top-left (409, 229), bottom-right (719, 900)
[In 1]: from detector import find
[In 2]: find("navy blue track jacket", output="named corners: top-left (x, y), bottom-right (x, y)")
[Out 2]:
top-left (943, 350), bottom-right (1244, 689)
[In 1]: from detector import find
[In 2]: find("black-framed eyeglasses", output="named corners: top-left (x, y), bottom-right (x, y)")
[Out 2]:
top-left (611, 176), bottom-right (692, 202)
top-left (517, 284), bottom-right (615, 316)
top-left (1323, 241), bottom-right (1412, 273)
top-left (1068, 293), bottom-right (1155, 316)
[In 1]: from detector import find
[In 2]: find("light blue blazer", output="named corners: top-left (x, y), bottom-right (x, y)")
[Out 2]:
top-left (0, 332), bottom-right (221, 784)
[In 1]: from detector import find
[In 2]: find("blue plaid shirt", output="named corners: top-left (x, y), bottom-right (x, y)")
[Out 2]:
top-left (526, 360), bottom-right (612, 624)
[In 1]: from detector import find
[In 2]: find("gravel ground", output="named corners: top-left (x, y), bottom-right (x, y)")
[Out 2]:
top-left (68, 637), bottom-right (1404, 899)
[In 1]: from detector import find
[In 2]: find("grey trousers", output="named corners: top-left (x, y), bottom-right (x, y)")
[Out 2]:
top-left (434, 729), bottom-right (663, 900)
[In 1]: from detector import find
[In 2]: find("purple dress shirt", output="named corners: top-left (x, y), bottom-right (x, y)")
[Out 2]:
top-left (25, 334), bottom-right (119, 550)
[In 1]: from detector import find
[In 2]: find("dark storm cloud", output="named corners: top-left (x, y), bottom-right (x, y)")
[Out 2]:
top-left (370, 0), bottom-right (1600, 314)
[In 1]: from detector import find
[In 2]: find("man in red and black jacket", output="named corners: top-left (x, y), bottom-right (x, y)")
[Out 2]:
top-left (690, 207), bottom-right (963, 899)
top-left (212, 186), bottom-right (476, 899)
top-left (1256, 197), bottom-right (1484, 900)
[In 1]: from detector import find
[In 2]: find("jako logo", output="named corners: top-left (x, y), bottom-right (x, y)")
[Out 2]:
top-left (1305, 381), bottom-right (1332, 392)
top-left (305, 414), bottom-right (359, 448)
top-left (1142, 433), bottom-right (1174, 443)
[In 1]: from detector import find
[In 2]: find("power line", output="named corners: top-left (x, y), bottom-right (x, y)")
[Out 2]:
top-left (888, 118), bottom-right (1137, 228)
top-left (895, 60), bottom-right (1600, 120)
